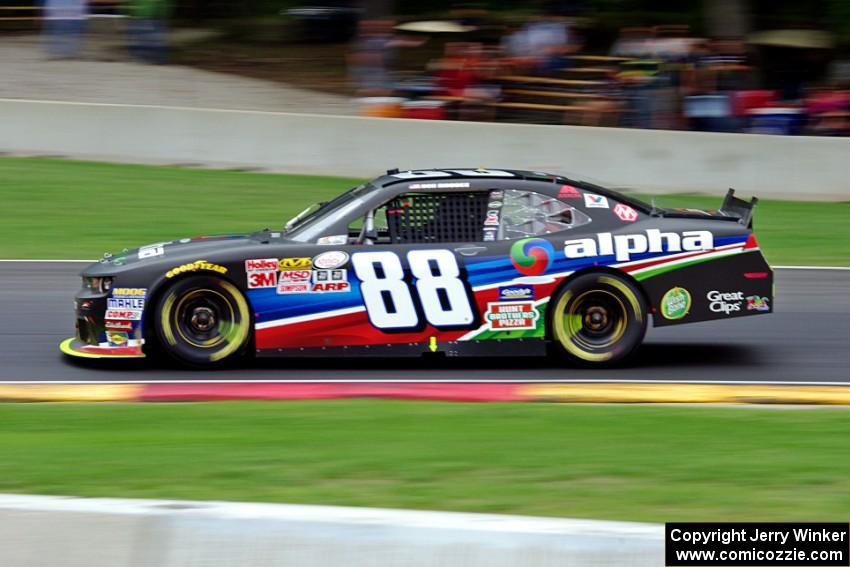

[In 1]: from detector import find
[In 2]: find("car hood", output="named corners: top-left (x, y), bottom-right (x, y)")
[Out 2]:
top-left (81, 232), bottom-right (275, 276)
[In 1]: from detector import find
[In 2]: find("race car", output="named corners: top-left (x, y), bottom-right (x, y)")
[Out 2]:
top-left (61, 168), bottom-right (773, 367)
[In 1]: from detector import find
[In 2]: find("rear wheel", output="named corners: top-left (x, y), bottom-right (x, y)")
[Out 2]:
top-left (549, 272), bottom-right (647, 366)
top-left (155, 276), bottom-right (252, 367)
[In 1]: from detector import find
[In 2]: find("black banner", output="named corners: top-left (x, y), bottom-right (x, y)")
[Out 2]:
top-left (666, 523), bottom-right (849, 567)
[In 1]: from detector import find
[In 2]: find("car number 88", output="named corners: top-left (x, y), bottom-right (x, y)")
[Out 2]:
top-left (352, 250), bottom-right (475, 330)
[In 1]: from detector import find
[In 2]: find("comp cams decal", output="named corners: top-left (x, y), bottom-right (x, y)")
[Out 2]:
top-left (564, 230), bottom-right (714, 262)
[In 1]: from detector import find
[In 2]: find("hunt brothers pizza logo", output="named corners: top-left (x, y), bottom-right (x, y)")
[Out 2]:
top-left (484, 301), bottom-right (539, 331)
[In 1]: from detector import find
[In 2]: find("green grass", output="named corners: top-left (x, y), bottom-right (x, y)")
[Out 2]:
top-left (1, 401), bottom-right (850, 521)
top-left (1, 157), bottom-right (848, 265)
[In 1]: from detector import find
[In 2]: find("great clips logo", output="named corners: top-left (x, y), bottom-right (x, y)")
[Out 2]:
top-left (564, 230), bottom-right (714, 262)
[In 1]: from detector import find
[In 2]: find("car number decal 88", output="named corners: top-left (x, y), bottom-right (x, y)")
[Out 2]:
top-left (352, 250), bottom-right (475, 330)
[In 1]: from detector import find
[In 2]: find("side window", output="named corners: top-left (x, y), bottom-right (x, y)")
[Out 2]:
top-left (369, 191), bottom-right (491, 244)
top-left (492, 189), bottom-right (592, 241)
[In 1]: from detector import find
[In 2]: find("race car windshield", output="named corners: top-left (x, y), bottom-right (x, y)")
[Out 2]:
top-left (285, 183), bottom-right (375, 242)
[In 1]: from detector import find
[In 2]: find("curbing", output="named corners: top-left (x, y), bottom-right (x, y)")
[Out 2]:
top-left (0, 493), bottom-right (663, 567)
top-left (2, 382), bottom-right (850, 405)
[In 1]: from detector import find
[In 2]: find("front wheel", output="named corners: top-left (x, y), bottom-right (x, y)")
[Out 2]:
top-left (155, 276), bottom-right (252, 367)
top-left (549, 272), bottom-right (647, 367)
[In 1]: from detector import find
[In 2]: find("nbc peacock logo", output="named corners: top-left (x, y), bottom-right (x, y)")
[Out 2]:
top-left (510, 238), bottom-right (554, 277)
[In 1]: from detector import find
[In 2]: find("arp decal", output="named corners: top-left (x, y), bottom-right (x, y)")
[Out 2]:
top-left (510, 238), bottom-right (554, 277)
top-left (311, 269), bottom-right (351, 293)
top-left (564, 230), bottom-right (714, 262)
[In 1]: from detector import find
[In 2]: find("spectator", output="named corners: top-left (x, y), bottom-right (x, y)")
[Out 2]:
top-left (42, 0), bottom-right (88, 59)
top-left (126, 0), bottom-right (172, 64)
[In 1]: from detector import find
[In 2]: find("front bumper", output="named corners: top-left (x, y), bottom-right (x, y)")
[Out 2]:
top-left (60, 337), bottom-right (145, 359)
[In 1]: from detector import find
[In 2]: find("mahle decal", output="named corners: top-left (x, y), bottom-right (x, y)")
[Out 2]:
top-left (165, 260), bottom-right (227, 279)
top-left (661, 287), bottom-right (691, 320)
top-left (564, 229), bottom-right (713, 262)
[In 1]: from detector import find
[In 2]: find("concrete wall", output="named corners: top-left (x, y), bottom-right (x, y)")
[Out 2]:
top-left (2, 98), bottom-right (849, 199)
top-left (0, 494), bottom-right (663, 567)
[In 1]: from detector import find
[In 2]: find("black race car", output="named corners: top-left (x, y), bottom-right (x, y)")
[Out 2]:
top-left (62, 168), bottom-right (772, 367)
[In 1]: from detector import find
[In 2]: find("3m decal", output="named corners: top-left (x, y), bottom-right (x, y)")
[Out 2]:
top-left (165, 260), bottom-right (227, 278)
top-left (498, 285), bottom-right (534, 301)
top-left (245, 258), bottom-right (278, 272)
top-left (248, 270), bottom-right (277, 289)
top-left (613, 203), bottom-right (639, 222)
top-left (564, 230), bottom-right (714, 262)
top-left (352, 250), bottom-right (474, 330)
top-left (583, 193), bottom-right (609, 209)
top-left (661, 287), bottom-right (691, 320)
top-left (708, 290), bottom-right (744, 314)
top-left (510, 238), bottom-right (554, 276)
top-left (313, 251), bottom-right (350, 269)
top-left (279, 257), bottom-right (312, 270)
top-left (747, 295), bottom-right (770, 312)
top-left (484, 301), bottom-right (538, 330)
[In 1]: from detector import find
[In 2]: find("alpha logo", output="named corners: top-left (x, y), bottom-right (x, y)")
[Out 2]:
top-left (708, 290), bottom-right (744, 314)
top-left (661, 287), bottom-right (691, 320)
top-left (613, 203), bottom-right (638, 222)
top-left (498, 285), bottom-right (534, 301)
top-left (564, 230), bottom-right (714, 262)
top-left (245, 258), bottom-right (278, 272)
top-left (510, 238), bottom-right (554, 276)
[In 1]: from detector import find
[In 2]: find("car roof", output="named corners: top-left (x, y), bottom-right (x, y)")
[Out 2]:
top-left (369, 168), bottom-right (652, 213)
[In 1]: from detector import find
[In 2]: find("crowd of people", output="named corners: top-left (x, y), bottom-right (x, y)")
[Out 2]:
top-left (41, 0), bottom-right (171, 63)
top-left (348, 14), bottom-right (850, 136)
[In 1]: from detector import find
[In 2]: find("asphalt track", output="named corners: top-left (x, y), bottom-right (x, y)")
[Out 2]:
top-left (1, 262), bottom-right (848, 383)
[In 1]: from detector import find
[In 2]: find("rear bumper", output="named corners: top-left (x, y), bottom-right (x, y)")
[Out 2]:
top-left (59, 337), bottom-right (145, 359)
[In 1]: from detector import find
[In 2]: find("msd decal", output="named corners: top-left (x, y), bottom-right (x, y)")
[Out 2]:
top-left (564, 230), bottom-right (714, 262)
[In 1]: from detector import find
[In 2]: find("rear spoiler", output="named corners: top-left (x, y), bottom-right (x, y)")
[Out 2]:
top-left (720, 189), bottom-right (758, 228)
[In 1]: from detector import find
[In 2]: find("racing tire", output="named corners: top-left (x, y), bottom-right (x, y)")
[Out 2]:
top-left (154, 275), bottom-right (252, 368)
top-left (549, 272), bottom-right (647, 367)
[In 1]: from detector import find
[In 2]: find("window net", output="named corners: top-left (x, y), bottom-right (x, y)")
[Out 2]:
top-left (386, 192), bottom-right (490, 244)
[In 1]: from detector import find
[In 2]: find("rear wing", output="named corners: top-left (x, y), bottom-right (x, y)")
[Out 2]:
top-left (720, 189), bottom-right (758, 228)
